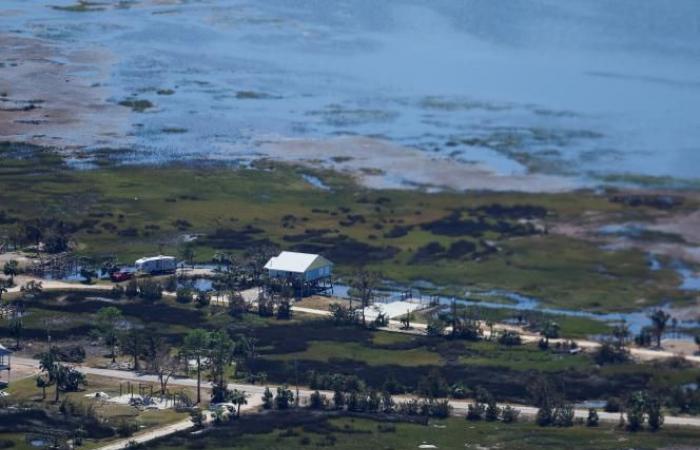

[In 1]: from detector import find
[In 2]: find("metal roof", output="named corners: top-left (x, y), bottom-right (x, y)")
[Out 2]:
top-left (135, 255), bottom-right (176, 264)
top-left (264, 251), bottom-right (331, 273)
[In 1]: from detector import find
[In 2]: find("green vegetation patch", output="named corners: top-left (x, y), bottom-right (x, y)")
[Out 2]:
top-left (145, 413), bottom-right (700, 450)
top-left (118, 98), bottom-right (154, 112)
top-left (0, 144), bottom-right (693, 313)
top-left (266, 340), bottom-right (442, 367)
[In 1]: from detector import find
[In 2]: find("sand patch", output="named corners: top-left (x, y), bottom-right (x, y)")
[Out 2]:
top-left (252, 136), bottom-right (578, 193)
top-left (649, 210), bottom-right (700, 245)
top-left (0, 34), bottom-right (129, 148)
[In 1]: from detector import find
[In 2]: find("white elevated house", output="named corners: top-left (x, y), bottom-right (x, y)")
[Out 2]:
top-left (0, 344), bottom-right (11, 389)
top-left (135, 255), bottom-right (177, 274)
top-left (264, 251), bottom-right (333, 296)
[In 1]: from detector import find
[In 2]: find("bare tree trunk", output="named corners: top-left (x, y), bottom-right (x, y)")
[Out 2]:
top-left (196, 357), bottom-right (201, 404)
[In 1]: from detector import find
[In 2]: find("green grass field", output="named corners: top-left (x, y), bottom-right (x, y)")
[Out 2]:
top-left (145, 413), bottom-right (700, 450)
top-left (0, 143), bottom-right (693, 313)
top-left (267, 340), bottom-right (444, 367)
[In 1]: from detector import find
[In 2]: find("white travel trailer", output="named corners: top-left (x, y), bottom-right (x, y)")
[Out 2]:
top-left (0, 344), bottom-right (10, 389)
top-left (135, 255), bottom-right (177, 274)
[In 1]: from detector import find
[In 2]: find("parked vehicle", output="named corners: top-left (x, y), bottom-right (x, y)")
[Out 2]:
top-left (110, 271), bottom-right (133, 282)
top-left (135, 255), bottom-right (177, 274)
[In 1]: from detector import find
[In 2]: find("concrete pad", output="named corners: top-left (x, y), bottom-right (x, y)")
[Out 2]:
top-left (363, 300), bottom-right (425, 320)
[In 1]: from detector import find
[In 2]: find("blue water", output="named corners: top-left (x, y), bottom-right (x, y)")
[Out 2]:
top-left (302, 174), bottom-right (331, 191)
top-left (2, 0), bottom-right (700, 182)
top-left (178, 278), bottom-right (214, 292)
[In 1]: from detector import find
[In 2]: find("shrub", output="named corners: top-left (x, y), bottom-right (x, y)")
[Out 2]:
top-left (117, 420), bottom-right (138, 437)
top-left (647, 396), bottom-right (664, 431)
top-left (553, 404), bottom-right (575, 427)
top-left (110, 285), bottom-right (124, 299)
top-left (138, 280), bottom-right (162, 301)
top-left (501, 405), bottom-right (520, 423)
top-left (125, 280), bottom-right (138, 298)
top-left (594, 343), bottom-right (629, 365)
top-left (176, 288), bottom-right (193, 303)
top-left (195, 291), bottom-right (210, 308)
top-left (417, 369), bottom-right (449, 399)
top-left (429, 399), bottom-right (452, 418)
top-left (164, 276), bottom-right (178, 292)
top-left (308, 391), bottom-right (326, 410)
top-left (189, 409), bottom-right (205, 428)
top-left (382, 375), bottom-right (405, 395)
top-left (586, 408), bottom-right (599, 427)
top-left (61, 368), bottom-right (87, 392)
top-left (262, 387), bottom-right (273, 410)
top-left (485, 400), bottom-right (501, 421)
top-left (333, 390), bottom-right (345, 410)
top-left (54, 345), bottom-right (86, 363)
top-left (466, 402), bottom-right (486, 421)
top-left (367, 391), bottom-right (381, 412)
top-left (498, 331), bottom-right (522, 346)
top-left (274, 386), bottom-right (294, 410)
top-left (426, 318), bottom-right (446, 337)
top-left (536, 405), bottom-right (553, 426)
top-left (397, 399), bottom-right (420, 416)
top-left (626, 392), bottom-right (646, 431)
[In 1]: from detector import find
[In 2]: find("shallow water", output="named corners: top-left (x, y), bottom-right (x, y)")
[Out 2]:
top-left (178, 277), bottom-right (214, 292)
top-left (334, 280), bottom-right (699, 339)
top-left (2, 0), bottom-right (700, 182)
top-left (302, 174), bottom-right (332, 190)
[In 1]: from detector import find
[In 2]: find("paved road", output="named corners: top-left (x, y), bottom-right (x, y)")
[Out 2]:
top-left (6, 273), bottom-right (699, 364)
top-left (96, 416), bottom-right (199, 450)
top-left (11, 356), bottom-right (700, 430)
top-left (293, 305), bottom-right (700, 364)
top-left (5, 276), bottom-right (114, 295)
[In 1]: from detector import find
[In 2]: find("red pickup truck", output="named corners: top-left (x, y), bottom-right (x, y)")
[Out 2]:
top-left (110, 271), bottom-right (133, 282)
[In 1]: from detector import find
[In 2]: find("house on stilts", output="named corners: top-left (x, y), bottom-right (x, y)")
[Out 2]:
top-left (264, 251), bottom-right (334, 297)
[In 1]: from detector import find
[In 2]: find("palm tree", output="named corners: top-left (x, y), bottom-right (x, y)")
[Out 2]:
top-left (36, 375), bottom-right (49, 400)
top-left (183, 329), bottom-right (211, 404)
top-left (649, 309), bottom-right (671, 348)
top-left (3, 260), bottom-right (18, 286)
top-left (612, 321), bottom-right (630, 349)
top-left (208, 330), bottom-right (234, 402)
top-left (228, 389), bottom-right (248, 417)
top-left (9, 315), bottom-right (23, 350)
top-left (350, 269), bottom-right (380, 326)
top-left (39, 348), bottom-right (62, 402)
